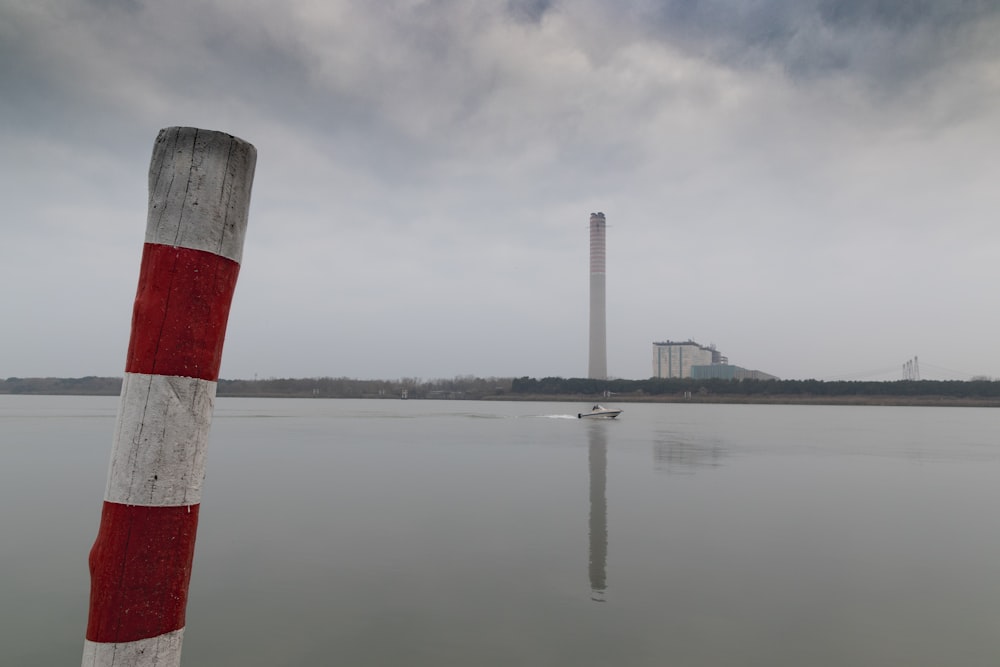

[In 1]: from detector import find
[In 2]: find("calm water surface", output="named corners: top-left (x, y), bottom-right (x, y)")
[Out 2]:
top-left (2, 396), bottom-right (1000, 665)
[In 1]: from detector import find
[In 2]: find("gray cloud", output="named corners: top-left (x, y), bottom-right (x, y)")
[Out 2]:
top-left (507, 0), bottom-right (556, 23)
top-left (1, 0), bottom-right (999, 381)
top-left (631, 0), bottom-right (1000, 87)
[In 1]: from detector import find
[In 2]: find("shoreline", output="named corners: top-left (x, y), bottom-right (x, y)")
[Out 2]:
top-left (3, 391), bottom-right (997, 408)
top-left (484, 394), bottom-right (1000, 408)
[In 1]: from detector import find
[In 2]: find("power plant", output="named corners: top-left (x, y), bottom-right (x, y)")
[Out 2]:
top-left (589, 212), bottom-right (607, 379)
top-left (583, 212), bottom-right (774, 382)
top-left (652, 340), bottom-right (778, 380)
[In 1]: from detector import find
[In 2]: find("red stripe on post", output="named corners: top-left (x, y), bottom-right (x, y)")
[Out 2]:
top-left (125, 243), bottom-right (240, 381)
top-left (86, 502), bottom-right (199, 643)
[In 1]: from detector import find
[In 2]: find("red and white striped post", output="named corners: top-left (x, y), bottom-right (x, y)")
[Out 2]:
top-left (83, 127), bottom-right (256, 666)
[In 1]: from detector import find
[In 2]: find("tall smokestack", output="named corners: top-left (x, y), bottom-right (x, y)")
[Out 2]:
top-left (589, 212), bottom-right (607, 379)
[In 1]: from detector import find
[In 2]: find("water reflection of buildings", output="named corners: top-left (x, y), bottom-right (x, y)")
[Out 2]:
top-left (653, 435), bottom-right (726, 474)
top-left (588, 422), bottom-right (608, 602)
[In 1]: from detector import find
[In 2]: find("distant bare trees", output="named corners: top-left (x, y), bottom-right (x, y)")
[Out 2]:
top-left (0, 376), bottom-right (122, 395)
top-left (215, 376), bottom-right (513, 399)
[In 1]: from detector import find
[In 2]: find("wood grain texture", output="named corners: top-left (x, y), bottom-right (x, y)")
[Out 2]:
top-left (146, 127), bottom-right (256, 263)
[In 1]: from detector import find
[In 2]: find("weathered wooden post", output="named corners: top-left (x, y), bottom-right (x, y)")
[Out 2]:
top-left (83, 127), bottom-right (256, 666)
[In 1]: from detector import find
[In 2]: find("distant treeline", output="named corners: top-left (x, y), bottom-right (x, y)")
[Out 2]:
top-left (4, 375), bottom-right (1000, 403)
top-left (0, 376), bottom-right (123, 396)
top-left (510, 376), bottom-right (1000, 400)
top-left (0, 375), bottom-right (513, 399)
top-left (216, 375), bottom-right (513, 399)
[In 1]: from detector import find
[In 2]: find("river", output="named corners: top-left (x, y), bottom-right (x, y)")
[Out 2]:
top-left (3, 396), bottom-right (999, 665)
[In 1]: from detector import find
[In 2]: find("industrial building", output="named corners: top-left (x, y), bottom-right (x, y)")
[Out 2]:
top-left (690, 365), bottom-right (779, 381)
top-left (652, 340), bottom-right (724, 379)
top-left (652, 340), bottom-right (777, 380)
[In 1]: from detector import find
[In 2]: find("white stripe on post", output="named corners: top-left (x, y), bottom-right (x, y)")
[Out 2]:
top-left (82, 630), bottom-right (185, 666)
top-left (83, 127), bottom-right (255, 667)
top-left (146, 127), bottom-right (253, 263)
top-left (107, 373), bottom-right (216, 506)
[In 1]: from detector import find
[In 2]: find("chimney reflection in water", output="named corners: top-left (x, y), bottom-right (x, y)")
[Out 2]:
top-left (588, 422), bottom-right (608, 601)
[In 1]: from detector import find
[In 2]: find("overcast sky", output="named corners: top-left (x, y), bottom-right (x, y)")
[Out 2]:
top-left (2, 0), bottom-right (999, 382)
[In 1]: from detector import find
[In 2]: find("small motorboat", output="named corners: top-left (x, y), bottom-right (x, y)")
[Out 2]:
top-left (578, 404), bottom-right (622, 419)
